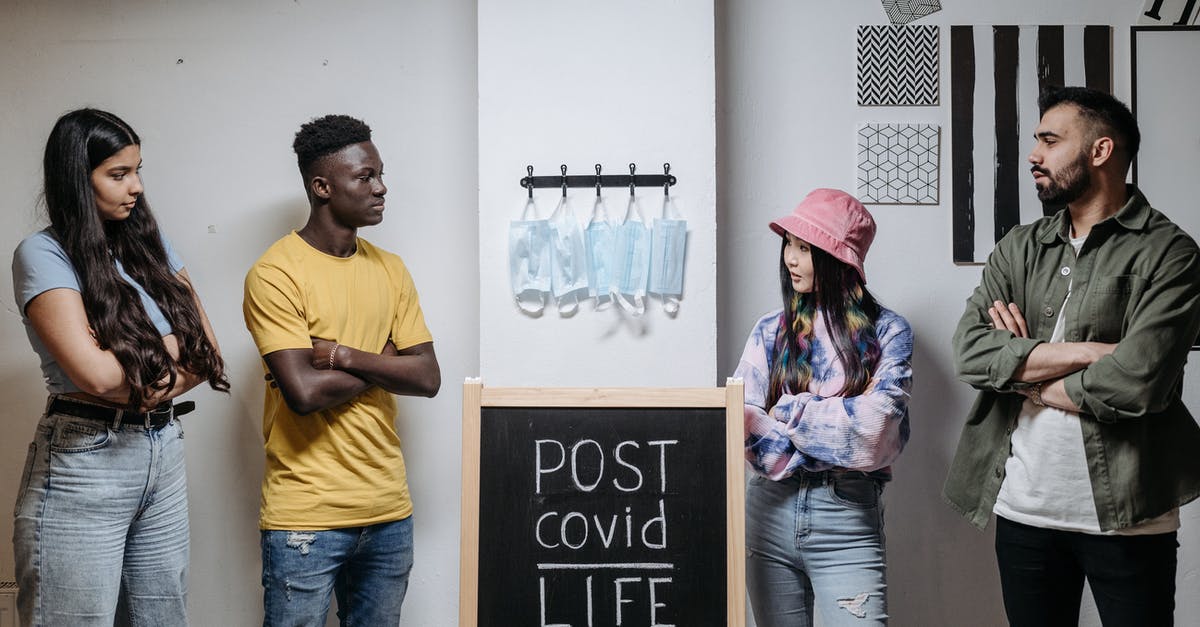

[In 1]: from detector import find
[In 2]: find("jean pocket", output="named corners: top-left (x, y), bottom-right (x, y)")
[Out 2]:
top-left (827, 473), bottom-right (881, 510)
top-left (49, 419), bottom-right (111, 453)
top-left (14, 442), bottom-right (38, 517)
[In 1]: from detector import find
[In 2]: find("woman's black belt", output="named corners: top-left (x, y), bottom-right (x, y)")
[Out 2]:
top-left (48, 396), bottom-right (195, 428)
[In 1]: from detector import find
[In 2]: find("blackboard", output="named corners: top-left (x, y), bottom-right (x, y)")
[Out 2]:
top-left (459, 382), bottom-right (745, 627)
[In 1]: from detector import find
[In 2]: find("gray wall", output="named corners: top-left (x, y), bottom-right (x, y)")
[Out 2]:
top-left (0, 1), bottom-right (1195, 625)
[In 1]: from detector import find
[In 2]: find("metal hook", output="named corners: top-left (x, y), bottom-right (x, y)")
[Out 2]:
top-left (526, 164), bottom-right (534, 199)
top-left (629, 163), bottom-right (637, 197)
top-left (663, 162), bottom-right (671, 197)
top-left (595, 163), bottom-right (603, 197)
top-left (561, 164), bottom-right (568, 198)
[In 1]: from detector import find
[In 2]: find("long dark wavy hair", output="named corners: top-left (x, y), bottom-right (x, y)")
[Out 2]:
top-left (767, 237), bottom-right (882, 408)
top-left (42, 108), bottom-right (229, 409)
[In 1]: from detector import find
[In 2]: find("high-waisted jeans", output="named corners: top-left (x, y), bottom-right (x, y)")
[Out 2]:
top-left (13, 401), bottom-right (190, 626)
top-left (745, 470), bottom-right (888, 626)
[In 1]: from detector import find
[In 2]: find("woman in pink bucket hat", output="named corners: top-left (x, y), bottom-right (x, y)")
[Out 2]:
top-left (733, 188), bottom-right (914, 626)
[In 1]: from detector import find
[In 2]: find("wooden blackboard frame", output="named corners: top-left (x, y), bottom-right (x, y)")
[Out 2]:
top-left (459, 379), bottom-right (746, 627)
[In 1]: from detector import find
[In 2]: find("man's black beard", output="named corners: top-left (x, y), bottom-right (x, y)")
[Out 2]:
top-left (1034, 154), bottom-right (1091, 204)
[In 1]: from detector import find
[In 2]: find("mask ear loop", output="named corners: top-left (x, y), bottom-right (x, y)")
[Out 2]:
top-left (587, 179), bottom-right (615, 311)
top-left (550, 179), bottom-right (585, 317)
top-left (614, 167), bottom-right (649, 317)
top-left (521, 164), bottom-right (539, 221)
top-left (623, 179), bottom-right (646, 226)
top-left (655, 162), bottom-right (685, 315)
top-left (661, 164), bottom-right (682, 221)
top-left (512, 165), bottom-right (549, 315)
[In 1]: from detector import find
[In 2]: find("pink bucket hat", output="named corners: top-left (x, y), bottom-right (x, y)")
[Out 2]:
top-left (769, 188), bottom-right (876, 282)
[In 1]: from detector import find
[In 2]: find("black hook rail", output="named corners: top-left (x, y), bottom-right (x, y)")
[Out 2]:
top-left (520, 163), bottom-right (676, 196)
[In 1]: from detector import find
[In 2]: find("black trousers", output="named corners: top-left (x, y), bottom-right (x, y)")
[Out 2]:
top-left (995, 516), bottom-right (1178, 627)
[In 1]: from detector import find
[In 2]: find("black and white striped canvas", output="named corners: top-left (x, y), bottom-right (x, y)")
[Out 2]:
top-left (949, 25), bottom-right (1112, 264)
top-left (858, 25), bottom-right (940, 106)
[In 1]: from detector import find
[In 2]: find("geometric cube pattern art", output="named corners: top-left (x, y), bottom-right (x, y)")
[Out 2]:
top-left (857, 25), bottom-right (940, 106)
top-left (880, 0), bottom-right (943, 25)
top-left (856, 123), bottom-right (940, 204)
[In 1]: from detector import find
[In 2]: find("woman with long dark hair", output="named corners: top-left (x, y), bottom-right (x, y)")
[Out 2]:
top-left (11, 108), bottom-right (228, 626)
top-left (734, 188), bottom-right (913, 626)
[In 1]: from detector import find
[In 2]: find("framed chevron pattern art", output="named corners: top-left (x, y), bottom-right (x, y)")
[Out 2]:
top-left (881, 0), bottom-right (942, 26)
top-left (857, 24), bottom-right (939, 106)
top-left (949, 25), bottom-right (1112, 264)
top-left (857, 124), bottom-right (940, 204)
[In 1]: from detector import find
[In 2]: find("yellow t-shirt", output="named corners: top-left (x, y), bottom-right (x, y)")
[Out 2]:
top-left (243, 231), bottom-right (433, 530)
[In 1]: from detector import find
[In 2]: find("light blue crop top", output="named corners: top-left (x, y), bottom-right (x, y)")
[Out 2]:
top-left (11, 228), bottom-right (185, 393)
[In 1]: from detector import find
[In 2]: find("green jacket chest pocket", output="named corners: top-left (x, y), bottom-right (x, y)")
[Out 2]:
top-left (1088, 274), bottom-right (1147, 342)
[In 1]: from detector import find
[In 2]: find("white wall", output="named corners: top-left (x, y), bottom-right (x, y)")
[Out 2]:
top-left (0, 1), bottom-right (477, 625)
top-left (1, 1), bottom-right (1197, 626)
top-left (477, 0), bottom-right (717, 388)
top-left (717, 2), bottom-right (1200, 625)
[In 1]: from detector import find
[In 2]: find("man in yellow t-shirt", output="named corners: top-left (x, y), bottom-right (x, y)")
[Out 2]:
top-left (243, 114), bottom-right (440, 626)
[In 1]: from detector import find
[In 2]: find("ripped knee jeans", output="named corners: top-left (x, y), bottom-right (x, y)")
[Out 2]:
top-left (260, 516), bottom-right (414, 627)
top-left (745, 471), bottom-right (888, 627)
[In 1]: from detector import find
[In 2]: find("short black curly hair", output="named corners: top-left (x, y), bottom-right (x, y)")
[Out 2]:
top-left (293, 114), bottom-right (372, 176)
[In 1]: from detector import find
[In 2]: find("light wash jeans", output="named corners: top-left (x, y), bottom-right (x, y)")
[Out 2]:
top-left (13, 404), bottom-right (190, 627)
top-left (746, 471), bottom-right (888, 627)
top-left (260, 516), bottom-right (414, 627)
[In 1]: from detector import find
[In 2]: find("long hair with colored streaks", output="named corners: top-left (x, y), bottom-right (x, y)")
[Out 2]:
top-left (767, 237), bottom-right (881, 407)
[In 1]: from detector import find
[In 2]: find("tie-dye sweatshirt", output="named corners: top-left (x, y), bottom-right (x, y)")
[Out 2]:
top-left (733, 306), bottom-right (913, 481)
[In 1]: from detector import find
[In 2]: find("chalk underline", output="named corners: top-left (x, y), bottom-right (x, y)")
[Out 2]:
top-left (536, 563), bottom-right (675, 570)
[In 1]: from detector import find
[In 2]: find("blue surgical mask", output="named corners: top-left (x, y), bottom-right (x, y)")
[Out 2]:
top-left (548, 196), bottom-right (588, 315)
top-left (614, 196), bottom-right (651, 316)
top-left (508, 198), bottom-right (552, 314)
top-left (649, 196), bottom-right (688, 314)
top-left (585, 197), bottom-right (616, 310)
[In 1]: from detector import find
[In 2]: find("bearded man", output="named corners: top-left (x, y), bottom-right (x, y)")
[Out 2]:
top-left (944, 86), bottom-right (1200, 626)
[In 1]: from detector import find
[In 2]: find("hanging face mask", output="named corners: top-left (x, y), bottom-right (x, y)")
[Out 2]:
top-left (508, 198), bottom-right (552, 314)
top-left (650, 195), bottom-right (688, 314)
top-left (548, 195), bottom-right (589, 315)
top-left (613, 195), bottom-right (652, 316)
top-left (584, 195), bottom-right (616, 310)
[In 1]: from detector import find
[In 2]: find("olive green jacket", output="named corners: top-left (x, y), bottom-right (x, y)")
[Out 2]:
top-left (944, 187), bottom-right (1200, 531)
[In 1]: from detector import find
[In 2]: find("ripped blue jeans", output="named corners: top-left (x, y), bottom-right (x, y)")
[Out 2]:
top-left (745, 471), bottom-right (888, 626)
top-left (260, 516), bottom-right (413, 627)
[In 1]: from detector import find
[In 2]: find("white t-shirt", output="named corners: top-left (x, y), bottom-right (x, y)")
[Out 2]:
top-left (993, 233), bottom-right (1178, 535)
